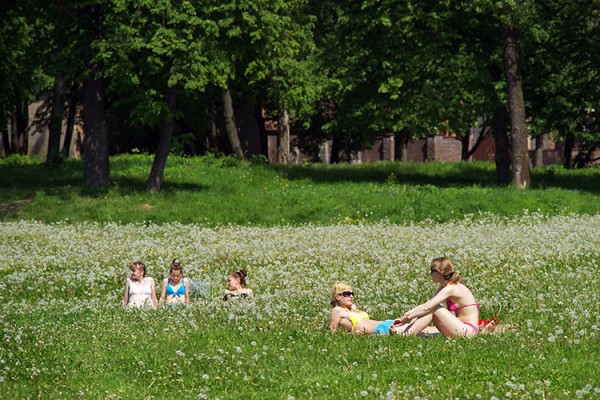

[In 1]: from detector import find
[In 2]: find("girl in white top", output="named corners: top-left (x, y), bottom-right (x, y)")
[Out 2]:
top-left (122, 261), bottom-right (158, 309)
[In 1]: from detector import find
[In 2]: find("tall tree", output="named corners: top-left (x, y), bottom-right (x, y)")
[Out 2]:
top-left (502, 8), bottom-right (530, 188)
top-left (0, 1), bottom-right (50, 156)
top-left (81, 67), bottom-right (110, 189)
top-left (146, 87), bottom-right (177, 192)
top-left (221, 85), bottom-right (245, 160)
top-left (80, 3), bottom-right (110, 189)
top-left (104, 0), bottom-right (223, 190)
top-left (47, 77), bottom-right (66, 164)
top-left (523, 0), bottom-right (599, 168)
top-left (248, 0), bottom-right (322, 164)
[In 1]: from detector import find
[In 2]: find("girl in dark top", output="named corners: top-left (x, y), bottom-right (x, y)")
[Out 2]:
top-left (223, 269), bottom-right (254, 300)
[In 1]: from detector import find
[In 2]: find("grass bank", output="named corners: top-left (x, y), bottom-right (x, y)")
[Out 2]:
top-left (1, 154), bottom-right (599, 225)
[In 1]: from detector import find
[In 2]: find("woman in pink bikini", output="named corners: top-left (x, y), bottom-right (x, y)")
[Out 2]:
top-left (393, 257), bottom-right (480, 338)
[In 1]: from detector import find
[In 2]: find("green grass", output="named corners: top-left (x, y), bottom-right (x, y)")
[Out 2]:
top-left (1, 155), bottom-right (599, 399)
top-left (1, 217), bottom-right (599, 399)
top-left (1, 154), bottom-right (599, 225)
top-left (5, 308), bottom-right (598, 399)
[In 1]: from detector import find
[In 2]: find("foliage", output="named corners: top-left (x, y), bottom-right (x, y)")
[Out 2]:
top-left (0, 1), bottom-right (52, 129)
top-left (0, 0), bottom-right (598, 178)
top-left (522, 0), bottom-right (599, 152)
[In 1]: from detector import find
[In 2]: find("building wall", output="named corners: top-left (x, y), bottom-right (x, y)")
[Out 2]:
top-left (0, 101), bottom-right (82, 158)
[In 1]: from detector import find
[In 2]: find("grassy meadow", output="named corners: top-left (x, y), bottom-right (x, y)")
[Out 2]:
top-left (1, 155), bottom-right (599, 399)
top-left (1, 154), bottom-right (599, 225)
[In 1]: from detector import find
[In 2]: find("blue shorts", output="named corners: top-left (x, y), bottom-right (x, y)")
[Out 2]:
top-left (374, 320), bottom-right (394, 335)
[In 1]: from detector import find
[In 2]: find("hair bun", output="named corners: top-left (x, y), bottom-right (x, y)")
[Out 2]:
top-left (239, 269), bottom-right (247, 278)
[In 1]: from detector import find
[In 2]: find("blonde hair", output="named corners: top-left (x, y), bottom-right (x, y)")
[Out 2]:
top-left (330, 281), bottom-right (353, 307)
top-left (430, 257), bottom-right (461, 284)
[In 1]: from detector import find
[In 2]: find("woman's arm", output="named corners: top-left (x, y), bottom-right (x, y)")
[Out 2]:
top-left (183, 278), bottom-right (190, 304)
top-left (148, 278), bottom-right (159, 309)
top-left (399, 286), bottom-right (454, 322)
top-left (158, 278), bottom-right (168, 307)
top-left (329, 307), bottom-right (353, 333)
top-left (122, 279), bottom-right (130, 307)
top-left (328, 308), bottom-right (343, 332)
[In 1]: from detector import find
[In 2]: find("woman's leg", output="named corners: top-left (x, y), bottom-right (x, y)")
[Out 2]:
top-left (399, 304), bottom-right (443, 335)
top-left (403, 314), bottom-right (434, 335)
top-left (431, 308), bottom-right (477, 338)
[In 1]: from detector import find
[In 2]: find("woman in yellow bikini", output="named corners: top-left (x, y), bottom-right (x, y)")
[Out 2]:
top-left (328, 281), bottom-right (439, 335)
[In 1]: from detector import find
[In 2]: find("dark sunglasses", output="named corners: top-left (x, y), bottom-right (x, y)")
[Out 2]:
top-left (339, 291), bottom-right (354, 298)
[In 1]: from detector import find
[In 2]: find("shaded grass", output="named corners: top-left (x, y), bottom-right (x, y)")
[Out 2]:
top-left (1, 154), bottom-right (599, 225)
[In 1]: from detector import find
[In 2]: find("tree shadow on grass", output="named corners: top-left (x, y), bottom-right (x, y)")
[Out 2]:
top-left (270, 163), bottom-right (500, 188)
top-left (108, 177), bottom-right (207, 196)
top-left (271, 162), bottom-right (600, 194)
top-left (530, 169), bottom-right (600, 194)
top-left (0, 162), bottom-right (207, 200)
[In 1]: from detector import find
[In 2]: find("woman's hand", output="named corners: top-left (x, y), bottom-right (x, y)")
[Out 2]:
top-left (397, 312), bottom-right (411, 324)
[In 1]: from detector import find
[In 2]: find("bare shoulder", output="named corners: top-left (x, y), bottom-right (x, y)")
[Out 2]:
top-left (331, 306), bottom-right (348, 317)
top-left (438, 284), bottom-right (457, 297)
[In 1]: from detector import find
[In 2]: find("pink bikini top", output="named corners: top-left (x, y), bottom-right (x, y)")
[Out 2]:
top-left (445, 283), bottom-right (480, 312)
top-left (446, 299), bottom-right (480, 312)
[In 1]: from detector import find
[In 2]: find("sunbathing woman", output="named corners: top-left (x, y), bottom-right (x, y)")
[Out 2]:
top-left (122, 261), bottom-right (158, 309)
top-left (393, 257), bottom-right (480, 338)
top-left (222, 269), bottom-right (254, 300)
top-left (328, 281), bottom-right (439, 335)
top-left (159, 259), bottom-right (190, 306)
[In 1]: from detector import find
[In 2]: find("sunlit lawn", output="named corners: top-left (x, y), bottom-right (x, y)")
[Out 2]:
top-left (1, 214), bottom-right (599, 398)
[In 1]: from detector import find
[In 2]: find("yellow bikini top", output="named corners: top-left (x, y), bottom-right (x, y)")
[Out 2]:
top-left (348, 309), bottom-right (370, 327)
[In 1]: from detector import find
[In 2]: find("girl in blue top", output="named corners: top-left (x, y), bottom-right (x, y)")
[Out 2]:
top-left (159, 259), bottom-right (190, 306)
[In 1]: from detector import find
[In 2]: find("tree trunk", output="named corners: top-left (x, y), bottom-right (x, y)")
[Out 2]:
top-left (47, 78), bottom-right (66, 164)
top-left (493, 106), bottom-right (511, 185)
top-left (208, 115), bottom-right (219, 153)
top-left (563, 131), bottom-right (575, 168)
top-left (330, 134), bottom-right (341, 163)
top-left (276, 106), bottom-right (290, 164)
top-left (205, 102), bottom-right (220, 153)
top-left (147, 87), bottom-right (177, 193)
top-left (462, 124), bottom-right (489, 161)
top-left (220, 85), bottom-right (244, 160)
top-left (1, 128), bottom-right (10, 155)
top-left (13, 96), bottom-right (29, 155)
top-left (254, 100), bottom-right (269, 156)
top-left (62, 81), bottom-right (78, 157)
top-left (534, 134), bottom-right (546, 167)
top-left (82, 74), bottom-right (110, 189)
top-left (502, 19), bottom-right (530, 188)
top-left (396, 129), bottom-right (410, 161)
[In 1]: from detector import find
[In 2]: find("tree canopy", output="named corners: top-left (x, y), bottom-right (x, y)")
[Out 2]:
top-left (1, 0), bottom-right (598, 188)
